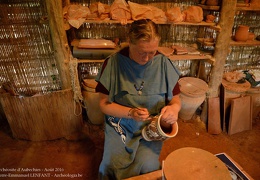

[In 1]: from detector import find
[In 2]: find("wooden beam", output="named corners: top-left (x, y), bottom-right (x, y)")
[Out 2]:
top-left (201, 0), bottom-right (237, 123)
top-left (45, 0), bottom-right (71, 89)
top-left (208, 0), bottom-right (237, 97)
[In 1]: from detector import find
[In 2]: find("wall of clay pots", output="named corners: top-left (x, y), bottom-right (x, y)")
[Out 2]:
top-left (67, 0), bottom-right (260, 81)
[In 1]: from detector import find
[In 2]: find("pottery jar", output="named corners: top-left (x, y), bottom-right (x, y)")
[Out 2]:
top-left (178, 77), bottom-right (208, 121)
top-left (234, 25), bottom-right (249, 42)
top-left (141, 115), bottom-right (178, 141)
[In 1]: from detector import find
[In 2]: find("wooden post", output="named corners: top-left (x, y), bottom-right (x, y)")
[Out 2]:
top-left (201, 0), bottom-right (237, 123)
top-left (45, 0), bottom-right (71, 89)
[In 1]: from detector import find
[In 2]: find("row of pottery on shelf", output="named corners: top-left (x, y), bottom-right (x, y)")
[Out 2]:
top-left (234, 25), bottom-right (255, 42)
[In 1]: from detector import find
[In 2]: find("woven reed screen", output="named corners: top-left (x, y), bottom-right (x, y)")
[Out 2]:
top-left (0, 0), bottom-right (62, 96)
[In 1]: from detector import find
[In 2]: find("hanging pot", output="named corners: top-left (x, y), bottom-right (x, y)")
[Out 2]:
top-left (234, 25), bottom-right (249, 42)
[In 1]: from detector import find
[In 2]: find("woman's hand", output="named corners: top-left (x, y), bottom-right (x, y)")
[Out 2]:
top-left (160, 95), bottom-right (181, 125)
top-left (160, 105), bottom-right (179, 125)
top-left (129, 108), bottom-right (151, 122)
top-left (99, 93), bottom-right (152, 121)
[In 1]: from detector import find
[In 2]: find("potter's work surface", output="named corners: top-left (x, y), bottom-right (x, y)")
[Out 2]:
top-left (163, 147), bottom-right (231, 180)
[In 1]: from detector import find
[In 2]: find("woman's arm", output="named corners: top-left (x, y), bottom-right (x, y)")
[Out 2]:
top-left (98, 92), bottom-right (150, 121)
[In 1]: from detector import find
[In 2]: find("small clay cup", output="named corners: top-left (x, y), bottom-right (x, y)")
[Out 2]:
top-left (234, 25), bottom-right (249, 42)
top-left (206, 14), bottom-right (216, 23)
top-left (142, 115), bottom-right (178, 141)
top-left (248, 32), bottom-right (255, 41)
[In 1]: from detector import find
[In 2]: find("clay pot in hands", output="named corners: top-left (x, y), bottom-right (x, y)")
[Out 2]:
top-left (234, 25), bottom-right (249, 42)
top-left (141, 115), bottom-right (178, 141)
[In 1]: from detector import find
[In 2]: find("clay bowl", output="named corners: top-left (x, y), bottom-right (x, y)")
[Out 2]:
top-left (248, 32), bottom-right (255, 41)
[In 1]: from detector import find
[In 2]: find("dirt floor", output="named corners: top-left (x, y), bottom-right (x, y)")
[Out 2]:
top-left (0, 114), bottom-right (259, 180)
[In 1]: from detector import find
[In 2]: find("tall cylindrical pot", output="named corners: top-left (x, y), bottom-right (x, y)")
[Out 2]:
top-left (179, 93), bottom-right (206, 120)
top-left (82, 79), bottom-right (104, 125)
top-left (178, 77), bottom-right (208, 121)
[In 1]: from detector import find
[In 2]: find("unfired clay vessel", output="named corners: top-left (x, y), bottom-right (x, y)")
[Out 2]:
top-left (234, 25), bottom-right (249, 42)
top-left (248, 32), bottom-right (255, 41)
top-left (142, 115), bottom-right (178, 141)
top-left (206, 14), bottom-right (216, 22)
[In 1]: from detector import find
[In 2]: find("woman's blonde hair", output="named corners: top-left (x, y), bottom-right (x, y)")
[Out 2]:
top-left (128, 19), bottom-right (161, 45)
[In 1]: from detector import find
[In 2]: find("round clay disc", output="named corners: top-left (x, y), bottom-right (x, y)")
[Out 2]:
top-left (163, 147), bottom-right (231, 180)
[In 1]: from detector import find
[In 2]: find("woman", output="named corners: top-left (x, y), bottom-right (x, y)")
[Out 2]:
top-left (96, 19), bottom-right (181, 180)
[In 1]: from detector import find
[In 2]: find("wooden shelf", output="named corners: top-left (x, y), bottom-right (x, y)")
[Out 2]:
top-left (168, 54), bottom-right (212, 61)
top-left (229, 39), bottom-right (260, 46)
top-left (172, 21), bottom-right (215, 26)
top-left (197, 38), bottom-right (215, 46)
top-left (208, 25), bottom-right (221, 32)
top-left (199, 3), bottom-right (260, 11)
top-left (236, 6), bottom-right (260, 11)
top-left (78, 59), bottom-right (104, 63)
top-left (236, 3), bottom-right (260, 11)
top-left (197, 38), bottom-right (260, 47)
top-left (198, 4), bottom-right (220, 11)
top-left (77, 54), bottom-right (214, 64)
top-left (169, 54), bottom-right (215, 65)
top-left (72, 38), bottom-right (214, 64)
top-left (83, 19), bottom-right (132, 24)
top-left (82, 19), bottom-right (215, 26)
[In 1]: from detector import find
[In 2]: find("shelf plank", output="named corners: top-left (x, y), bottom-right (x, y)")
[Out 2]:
top-left (82, 19), bottom-right (215, 26)
top-left (168, 54), bottom-right (215, 65)
top-left (230, 39), bottom-right (260, 46)
top-left (199, 3), bottom-right (260, 11)
top-left (168, 54), bottom-right (212, 61)
top-left (208, 25), bottom-right (222, 32)
top-left (198, 4), bottom-right (220, 10)
top-left (236, 2), bottom-right (250, 7)
top-left (236, 4), bottom-right (260, 11)
top-left (172, 21), bottom-right (215, 26)
top-left (236, 7), bottom-right (260, 11)
top-left (78, 59), bottom-right (105, 63)
top-left (197, 38), bottom-right (215, 46)
top-left (197, 38), bottom-right (260, 47)
top-left (77, 54), bottom-right (214, 64)
top-left (83, 19), bottom-right (133, 24)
